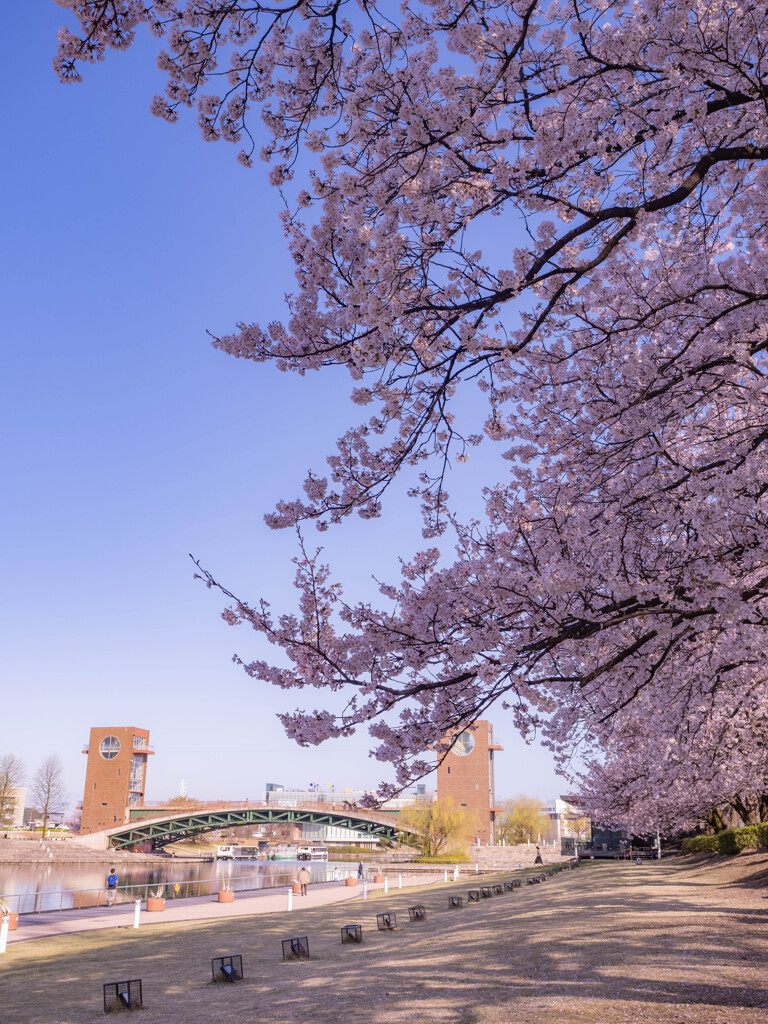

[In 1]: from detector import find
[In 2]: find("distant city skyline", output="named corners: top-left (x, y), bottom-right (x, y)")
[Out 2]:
top-left (2, 6), bottom-right (566, 814)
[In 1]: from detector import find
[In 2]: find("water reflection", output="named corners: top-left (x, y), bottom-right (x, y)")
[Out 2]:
top-left (0, 859), bottom-right (350, 914)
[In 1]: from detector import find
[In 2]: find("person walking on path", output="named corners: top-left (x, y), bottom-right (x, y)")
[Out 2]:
top-left (534, 846), bottom-right (543, 865)
top-left (106, 868), bottom-right (119, 907)
top-left (298, 867), bottom-right (310, 896)
top-left (357, 861), bottom-right (364, 880)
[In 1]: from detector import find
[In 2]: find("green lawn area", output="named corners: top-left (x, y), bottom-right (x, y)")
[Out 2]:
top-left (3, 858), bottom-right (767, 1023)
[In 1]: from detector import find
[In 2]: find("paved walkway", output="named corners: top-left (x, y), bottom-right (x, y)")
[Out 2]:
top-left (6, 873), bottom-right (442, 945)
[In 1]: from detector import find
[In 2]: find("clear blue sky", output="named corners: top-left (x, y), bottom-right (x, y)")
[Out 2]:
top-left (1, 3), bottom-right (564, 811)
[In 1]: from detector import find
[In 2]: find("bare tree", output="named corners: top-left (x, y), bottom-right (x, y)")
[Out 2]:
top-left (0, 753), bottom-right (25, 828)
top-left (261, 823), bottom-right (299, 843)
top-left (32, 756), bottom-right (66, 838)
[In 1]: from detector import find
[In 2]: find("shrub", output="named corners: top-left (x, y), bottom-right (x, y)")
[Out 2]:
top-left (716, 829), bottom-right (739, 854)
top-left (414, 855), bottom-right (470, 863)
top-left (682, 825), bottom-right (765, 854)
top-left (682, 835), bottom-right (719, 853)
top-left (731, 826), bottom-right (760, 851)
top-left (328, 846), bottom-right (381, 860)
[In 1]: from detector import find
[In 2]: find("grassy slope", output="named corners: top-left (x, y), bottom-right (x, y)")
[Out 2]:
top-left (3, 856), bottom-right (768, 1024)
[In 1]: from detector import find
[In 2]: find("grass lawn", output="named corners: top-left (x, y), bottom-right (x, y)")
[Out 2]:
top-left (3, 857), bottom-right (768, 1023)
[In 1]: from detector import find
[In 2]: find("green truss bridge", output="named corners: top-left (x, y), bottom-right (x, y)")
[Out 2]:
top-left (77, 802), bottom-right (419, 852)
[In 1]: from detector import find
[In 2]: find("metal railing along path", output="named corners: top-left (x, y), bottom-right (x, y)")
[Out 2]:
top-left (0, 863), bottom-right (359, 916)
top-left (0, 860), bottom-right (562, 916)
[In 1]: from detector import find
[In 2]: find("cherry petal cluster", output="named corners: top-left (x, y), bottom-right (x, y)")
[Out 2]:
top-left (575, 682), bottom-right (768, 834)
top-left (57, 1), bottom-right (768, 823)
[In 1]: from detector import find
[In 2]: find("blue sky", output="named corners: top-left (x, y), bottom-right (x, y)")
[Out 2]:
top-left (1, 3), bottom-right (564, 810)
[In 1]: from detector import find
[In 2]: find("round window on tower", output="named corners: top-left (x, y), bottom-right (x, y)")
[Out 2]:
top-left (452, 730), bottom-right (475, 756)
top-left (99, 735), bottom-right (121, 759)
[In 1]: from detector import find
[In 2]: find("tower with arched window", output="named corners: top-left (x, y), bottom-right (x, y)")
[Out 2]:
top-left (80, 726), bottom-right (153, 833)
top-left (436, 720), bottom-right (503, 845)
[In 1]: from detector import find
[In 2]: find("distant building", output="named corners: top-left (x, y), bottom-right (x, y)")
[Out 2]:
top-left (264, 784), bottom-right (434, 847)
top-left (436, 720), bottom-right (503, 845)
top-left (1, 786), bottom-right (26, 827)
top-left (80, 727), bottom-right (153, 834)
top-left (588, 824), bottom-right (629, 854)
top-left (545, 797), bottom-right (591, 845)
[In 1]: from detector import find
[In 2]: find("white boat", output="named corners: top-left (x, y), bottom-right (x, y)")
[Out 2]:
top-left (216, 844), bottom-right (260, 860)
top-left (296, 845), bottom-right (329, 862)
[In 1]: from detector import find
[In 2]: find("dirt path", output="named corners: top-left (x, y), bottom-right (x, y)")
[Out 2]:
top-left (3, 856), bottom-right (768, 1023)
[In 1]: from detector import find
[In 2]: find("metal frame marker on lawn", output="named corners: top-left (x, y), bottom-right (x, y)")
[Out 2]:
top-left (211, 955), bottom-right (243, 983)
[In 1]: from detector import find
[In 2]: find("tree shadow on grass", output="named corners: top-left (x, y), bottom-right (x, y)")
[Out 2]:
top-left (5, 864), bottom-right (768, 1023)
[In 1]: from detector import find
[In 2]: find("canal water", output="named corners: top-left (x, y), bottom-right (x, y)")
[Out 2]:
top-left (0, 859), bottom-right (354, 914)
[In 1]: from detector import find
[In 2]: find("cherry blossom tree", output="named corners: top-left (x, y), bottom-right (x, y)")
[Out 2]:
top-left (54, 0), bottom-right (768, 826)
top-left (575, 683), bottom-right (768, 833)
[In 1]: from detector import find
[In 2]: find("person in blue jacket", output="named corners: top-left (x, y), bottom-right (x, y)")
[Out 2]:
top-left (106, 867), bottom-right (119, 906)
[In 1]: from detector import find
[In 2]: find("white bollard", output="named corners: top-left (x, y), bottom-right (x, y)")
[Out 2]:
top-left (133, 899), bottom-right (141, 929)
top-left (362, 879), bottom-right (368, 900)
top-left (287, 888), bottom-right (293, 912)
top-left (475, 863), bottom-right (479, 874)
top-left (453, 866), bottom-right (459, 882)
top-left (0, 915), bottom-right (9, 954)
top-left (384, 877), bottom-right (389, 894)
top-left (398, 874), bottom-right (402, 889)
top-left (444, 869), bottom-right (448, 883)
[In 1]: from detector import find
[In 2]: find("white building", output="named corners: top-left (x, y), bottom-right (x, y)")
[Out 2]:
top-left (545, 797), bottom-right (590, 844)
top-left (2, 787), bottom-right (26, 828)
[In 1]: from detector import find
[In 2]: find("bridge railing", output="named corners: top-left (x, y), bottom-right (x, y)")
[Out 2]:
top-left (136, 800), bottom-right (399, 818)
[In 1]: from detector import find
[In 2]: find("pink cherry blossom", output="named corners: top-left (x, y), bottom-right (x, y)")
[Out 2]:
top-left (56, 0), bottom-right (768, 828)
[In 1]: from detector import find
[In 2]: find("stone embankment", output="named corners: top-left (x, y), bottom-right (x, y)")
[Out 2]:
top-left (376, 842), bottom-right (565, 870)
top-left (0, 836), bottom-right (169, 865)
top-left (469, 842), bottom-right (564, 867)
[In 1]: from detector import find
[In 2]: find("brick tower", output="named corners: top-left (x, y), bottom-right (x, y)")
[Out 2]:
top-left (436, 720), bottom-right (503, 844)
top-left (80, 726), bottom-right (153, 834)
